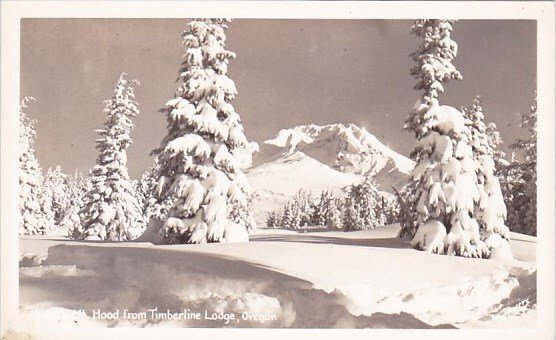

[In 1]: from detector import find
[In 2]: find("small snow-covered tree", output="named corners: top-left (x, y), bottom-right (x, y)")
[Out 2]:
top-left (381, 194), bottom-right (400, 225)
top-left (38, 175), bottom-right (56, 231)
top-left (19, 97), bottom-right (53, 235)
top-left (401, 20), bottom-right (509, 258)
top-left (344, 176), bottom-right (385, 231)
top-left (266, 211), bottom-right (281, 228)
top-left (65, 171), bottom-right (88, 239)
top-left (136, 164), bottom-right (160, 222)
top-left (43, 165), bottom-right (69, 226)
top-left (325, 196), bottom-right (344, 230)
top-left (76, 74), bottom-right (145, 241)
top-left (281, 203), bottom-right (293, 229)
top-left (462, 96), bottom-right (506, 170)
top-left (152, 19), bottom-right (257, 243)
top-left (229, 191), bottom-right (257, 232)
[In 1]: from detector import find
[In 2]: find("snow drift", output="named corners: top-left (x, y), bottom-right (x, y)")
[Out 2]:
top-left (18, 224), bottom-right (536, 330)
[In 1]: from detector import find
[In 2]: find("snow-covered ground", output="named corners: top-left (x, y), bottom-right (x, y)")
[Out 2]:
top-left (18, 224), bottom-right (536, 330)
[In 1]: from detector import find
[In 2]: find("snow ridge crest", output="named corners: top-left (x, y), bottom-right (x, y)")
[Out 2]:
top-left (265, 123), bottom-right (415, 175)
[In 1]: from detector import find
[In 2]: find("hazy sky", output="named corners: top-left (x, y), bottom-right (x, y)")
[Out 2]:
top-left (21, 19), bottom-right (536, 179)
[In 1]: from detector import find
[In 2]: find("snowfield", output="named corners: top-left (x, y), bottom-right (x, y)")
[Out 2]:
top-left (18, 224), bottom-right (536, 330)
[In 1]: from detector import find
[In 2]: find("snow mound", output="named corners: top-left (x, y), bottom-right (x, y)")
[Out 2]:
top-left (18, 304), bottom-right (106, 331)
top-left (410, 220), bottom-right (447, 253)
top-left (224, 222), bottom-right (249, 243)
top-left (18, 226), bottom-right (536, 330)
top-left (317, 267), bottom-right (528, 327)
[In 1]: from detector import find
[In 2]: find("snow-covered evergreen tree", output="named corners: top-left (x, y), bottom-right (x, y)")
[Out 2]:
top-left (381, 193), bottom-right (400, 225)
top-left (136, 164), bottom-right (159, 222)
top-left (38, 174), bottom-right (56, 232)
top-left (401, 20), bottom-right (509, 258)
top-left (463, 96), bottom-right (510, 246)
top-left (313, 191), bottom-right (332, 226)
top-left (266, 211), bottom-right (281, 228)
top-left (76, 74), bottom-right (145, 241)
top-left (65, 170), bottom-right (88, 239)
top-left (296, 190), bottom-right (313, 227)
top-left (325, 196), bottom-right (344, 230)
top-left (506, 98), bottom-right (537, 235)
top-left (344, 176), bottom-right (385, 231)
top-left (281, 203), bottom-right (293, 229)
top-left (43, 165), bottom-right (69, 226)
top-left (399, 20), bottom-right (462, 239)
top-left (19, 97), bottom-right (53, 235)
top-left (405, 19), bottom-right (462, 140)
top-left (463, 96), bottom-right (505, 161)
top-left (152, 19), bottom-right (256, 243)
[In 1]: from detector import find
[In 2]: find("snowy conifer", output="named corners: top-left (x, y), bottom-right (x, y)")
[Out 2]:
top-left (38, 175), bottom-right (56, 231)
top-left (19, 97), bottom-right (52, 235)
top-left (136, 164), bottom-right (159, 222)
top-left (402, 20), bottom-right (509, 258)
top-left (76, 74), bottom-right (145, 241)
top-left (382, 194), bottom-right (400, 225)
top-left (43, 166), bottom-right (69, 225)
top-left (266, 211), bottom-right (281, 228)
top-left (344, 176), bottom-right (384, 231)
top-left (312, 191), bottom-right (331, 226)
top-left (325, 196), bottom-right (344, 230)
top-left (405, 19), bottom-right (462, 140)
top-left (152, 19), bottom-right (257, 243)
top-left (506, 98), bottom-right (537, 235)
top-left (65, 171), bottom-right (88, 239)
top-left (399, 20), bottom-right (462, 238)
top-left (463, 96), bottom-right (510, 244)
top-left (463, 97), bottom-right (504, 160)
top-left (281, 203), bottom-right (293, 229)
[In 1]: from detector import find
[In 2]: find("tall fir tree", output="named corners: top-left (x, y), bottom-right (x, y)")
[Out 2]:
top-left (19, 97), bottom-right (53, 235)
top-left (152, 19), bottom-right (256, 244)
top-left (405, 19), bottom-right (462, 141)
top-left (76, 74), bottom-right (145, 241)
top-left (399, 20), bottom-right (462, 239)
top-left (401, 20), bottom-right (509, 258)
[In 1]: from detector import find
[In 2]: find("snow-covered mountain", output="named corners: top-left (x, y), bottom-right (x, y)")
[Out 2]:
top-left (262, 123), bottom-right (414, 176)
top-left (246, 123), bottom-right (415, 224)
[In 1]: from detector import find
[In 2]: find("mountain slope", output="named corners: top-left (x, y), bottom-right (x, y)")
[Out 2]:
top-left (246, 123), bottom-right (414, 224)
top-left (246, 151), bottom-right (362, 224)
top-left (263, 123), bottom-right (414, 176)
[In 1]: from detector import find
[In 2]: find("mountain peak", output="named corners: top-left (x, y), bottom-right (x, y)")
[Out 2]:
top-left (263, 123), bottom-right (414, 176)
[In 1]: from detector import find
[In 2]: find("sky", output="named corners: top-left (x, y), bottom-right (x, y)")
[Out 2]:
top-left (21, 19), bottom-right (536, 179)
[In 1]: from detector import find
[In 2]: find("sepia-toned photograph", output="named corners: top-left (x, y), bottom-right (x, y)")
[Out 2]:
top-left (1, 1), bottom-right (554, 339)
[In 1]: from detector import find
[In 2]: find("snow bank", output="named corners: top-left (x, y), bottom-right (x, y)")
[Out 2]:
top-left (316, 267), bottom-right (534, 327)
top-left (18, 225), bottom-right (536, 329)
